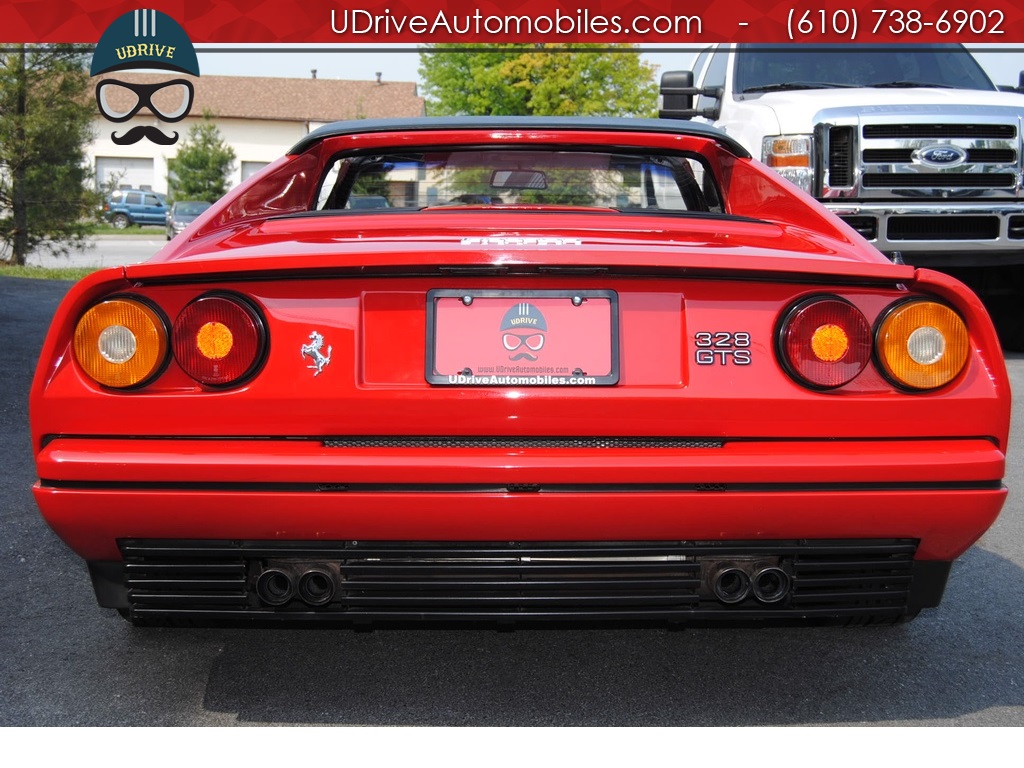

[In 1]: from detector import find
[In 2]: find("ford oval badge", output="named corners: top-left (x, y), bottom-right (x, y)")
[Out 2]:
top-left (914, 145), bottom-right (967, 168)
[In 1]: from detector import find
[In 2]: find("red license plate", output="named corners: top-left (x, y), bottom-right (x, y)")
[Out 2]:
top-left (427, 290), bottom-right (619, 386)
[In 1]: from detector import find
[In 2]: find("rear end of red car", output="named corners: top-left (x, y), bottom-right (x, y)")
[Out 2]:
top-left (30, 121), bottom-right (1010, 626)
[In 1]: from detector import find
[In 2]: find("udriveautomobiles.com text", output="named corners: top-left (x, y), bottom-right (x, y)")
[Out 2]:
top-left (330, 8), bottom-right (703, 36)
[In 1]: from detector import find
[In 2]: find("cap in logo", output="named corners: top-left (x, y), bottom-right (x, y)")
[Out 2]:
top-left (500, 302), bottom-right (548, 332)
top-left (91, 9), bottom-right (200, 77)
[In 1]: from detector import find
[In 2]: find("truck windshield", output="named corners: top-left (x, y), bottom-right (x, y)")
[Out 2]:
top-left (735, 44), bottom-right (995, 94)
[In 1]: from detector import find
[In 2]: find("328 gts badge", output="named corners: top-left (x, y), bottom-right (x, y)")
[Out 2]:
top-left (694, 331), bottom-right (752, 365)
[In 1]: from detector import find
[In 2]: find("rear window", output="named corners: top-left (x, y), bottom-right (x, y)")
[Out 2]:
top-left (315, 148), bottom-right (723, 214)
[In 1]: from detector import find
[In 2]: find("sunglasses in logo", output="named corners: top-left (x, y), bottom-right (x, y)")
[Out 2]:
top-left (96, 79), bottom-right (194, 123)
top-left (503, 333), bottom-right (545, 352)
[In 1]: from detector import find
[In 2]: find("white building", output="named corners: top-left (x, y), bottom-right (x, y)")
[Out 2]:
top-left (89, 72), bottom-right (425, 195)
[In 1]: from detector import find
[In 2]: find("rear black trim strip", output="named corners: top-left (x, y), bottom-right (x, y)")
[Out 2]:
top-left (39, 479), bottom-right (1004, 493)
top-left (41, 434), bottom-right (999, 446)
top-left (324, 437), bottom-right (724, 449)
top-left (289, 117), bottom-right (753, 158)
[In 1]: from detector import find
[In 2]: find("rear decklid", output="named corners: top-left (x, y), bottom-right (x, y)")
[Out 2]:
top-left (129, 210), bottom-right (912, 285)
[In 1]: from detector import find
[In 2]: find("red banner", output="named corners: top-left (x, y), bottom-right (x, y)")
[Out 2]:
top-left (3, 0), bottom-right (1023, 43)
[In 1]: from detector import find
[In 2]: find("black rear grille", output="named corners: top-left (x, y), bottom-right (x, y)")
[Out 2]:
top-left (123, 549), bottom-right (248, 610)
top-left (863, 124), bottom-right (1017, 140)
top-left (862, 173), bottom-right (1015, 188)
top-left (788, 546), bottom-right (914, 611)
top-left (863, 148), bottom-right (1017, 164)
top-left (323, 437), bottom-right (725, 450)
top-left (888, 215), bottom-right (1001, 241)
top-left (338, 542), bottom-right (701, 614)
top-left (119, 538), bottom-right (919, 624)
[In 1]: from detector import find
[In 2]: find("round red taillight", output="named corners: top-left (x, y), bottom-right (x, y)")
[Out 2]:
top-left (779, 296), bottom-right (872, 389)
top-left (173, 294), bottom-right (266, 387)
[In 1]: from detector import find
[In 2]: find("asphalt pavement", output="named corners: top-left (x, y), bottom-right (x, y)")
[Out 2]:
top-left (1, 275), bottom-right (1022, 727)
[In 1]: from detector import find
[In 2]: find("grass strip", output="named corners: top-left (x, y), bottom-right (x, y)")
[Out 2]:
top-left (0, 265), bottom-right (98, 281)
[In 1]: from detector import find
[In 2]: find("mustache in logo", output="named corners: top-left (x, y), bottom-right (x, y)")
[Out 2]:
top-left (111, 126), bottom-right (179, 145)
top-left (510, 352), bottom-right (538, 362)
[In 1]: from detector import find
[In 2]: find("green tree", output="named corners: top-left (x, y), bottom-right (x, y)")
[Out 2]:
top-left (419, 44), bottom-right (658, 118)
top-left (167, 116), bottom-right (236, 202)
top-left (0, 44), bottom-right (97, 265)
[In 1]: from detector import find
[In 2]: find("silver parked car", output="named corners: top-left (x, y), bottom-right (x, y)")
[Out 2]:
top-left (165, 200), bottom-right (213, 240)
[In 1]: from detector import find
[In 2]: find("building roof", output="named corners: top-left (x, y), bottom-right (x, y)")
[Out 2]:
top-left (92, 72), bottom-right (424, 123)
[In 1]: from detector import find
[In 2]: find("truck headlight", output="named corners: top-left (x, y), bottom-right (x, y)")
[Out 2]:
top-left (762, 135), bottom-right (814, 194)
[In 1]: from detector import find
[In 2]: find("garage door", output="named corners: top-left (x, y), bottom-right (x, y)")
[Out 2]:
top-left (96, 157), bottom-right (154, 191)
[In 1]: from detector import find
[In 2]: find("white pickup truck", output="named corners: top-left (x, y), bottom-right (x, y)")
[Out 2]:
top-left (660, 44), bottom-right (1024, 347)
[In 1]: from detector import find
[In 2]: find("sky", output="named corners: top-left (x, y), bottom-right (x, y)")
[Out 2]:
top-left (194, 44), bottom-right (1024, 90)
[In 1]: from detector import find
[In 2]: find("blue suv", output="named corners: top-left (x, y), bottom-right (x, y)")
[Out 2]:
top-left (104, 189), bottom-right (167, 229)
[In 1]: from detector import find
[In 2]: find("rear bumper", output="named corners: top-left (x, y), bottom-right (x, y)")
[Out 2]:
top-left (35, 436), bottom-right (1006, 563)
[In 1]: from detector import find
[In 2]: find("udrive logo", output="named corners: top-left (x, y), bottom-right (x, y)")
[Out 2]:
top-left (500, 303), bottom-right (548, 361)
top-left (90, 9), bottom-right (200, 145)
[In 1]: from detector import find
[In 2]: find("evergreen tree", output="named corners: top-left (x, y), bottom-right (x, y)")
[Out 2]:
top-left (0, 44), bottom-right (97, 265)
top-left (167, 117), bottom-right (236, 202)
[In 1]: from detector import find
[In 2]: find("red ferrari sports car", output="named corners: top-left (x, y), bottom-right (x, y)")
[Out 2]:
top-left (31, 118), bottom-right (1010, 626)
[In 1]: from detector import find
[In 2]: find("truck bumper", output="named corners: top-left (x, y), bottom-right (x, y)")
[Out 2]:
top-left (826, 202), bottom-right (1024, 265)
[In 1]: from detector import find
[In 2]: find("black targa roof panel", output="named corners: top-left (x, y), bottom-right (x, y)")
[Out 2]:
top-left (289, 116), bottom-right (752, 159)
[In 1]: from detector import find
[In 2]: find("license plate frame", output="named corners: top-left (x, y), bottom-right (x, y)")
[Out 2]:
top-left (426, 289), bottom-right (619, 386)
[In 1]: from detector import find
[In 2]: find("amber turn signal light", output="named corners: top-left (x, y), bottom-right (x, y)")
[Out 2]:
top-left (73, 297), bottom-right (168, 388)
top-left (876, 300), bottom-right (969, 390)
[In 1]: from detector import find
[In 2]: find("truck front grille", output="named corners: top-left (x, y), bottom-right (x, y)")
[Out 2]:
top-left (863, 124), bottom-right (1017, 140)
top-left (888, 216), bottom-right (1001, 241)
top-left (821, 119), bottom-right (1021, 207)
top-left (828, 126), bottom-right (854, 187)
top-left (862, 173), bottom-right (1015, 189)
top-left (863, 148), bottom-right (1017, 164)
